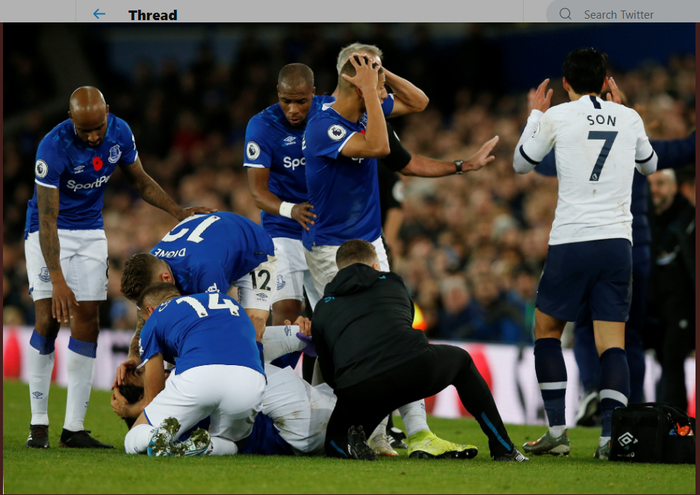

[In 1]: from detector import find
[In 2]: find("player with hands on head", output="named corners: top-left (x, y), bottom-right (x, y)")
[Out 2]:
top-left (513, 48), bottom-right (657, 459)
top-left (24, 86), bottom-right (215, 450)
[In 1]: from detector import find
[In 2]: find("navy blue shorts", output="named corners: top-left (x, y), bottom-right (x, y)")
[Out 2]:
top-left (536, 239), bottom-right (632, 323)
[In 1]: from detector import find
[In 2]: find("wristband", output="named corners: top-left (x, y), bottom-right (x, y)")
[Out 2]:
top-left (454, 160), bottom-right (464, 175)
top-left (279, 202), bottom-right (296, 219)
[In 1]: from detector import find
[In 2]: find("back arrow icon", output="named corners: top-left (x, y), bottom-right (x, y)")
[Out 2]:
top-left (93, 8), bottom-right (105, 19)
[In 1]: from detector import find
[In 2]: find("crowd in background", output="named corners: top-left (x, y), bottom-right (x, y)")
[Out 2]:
top-left (4, 25), bottom-right (695, 346)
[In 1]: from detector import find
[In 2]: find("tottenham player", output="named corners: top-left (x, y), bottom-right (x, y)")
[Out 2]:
top-left (115, 212), bottom-right (278, 385)
top-left (24, 87), bottom-right (214, 449)
top-left (513, 48), bottom-right (657, 459)
top-left (122, 283), bottom-right (266, 456)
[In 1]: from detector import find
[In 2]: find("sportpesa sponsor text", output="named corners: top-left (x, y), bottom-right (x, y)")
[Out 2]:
top-left (66, 174), bottom-right (112, 191)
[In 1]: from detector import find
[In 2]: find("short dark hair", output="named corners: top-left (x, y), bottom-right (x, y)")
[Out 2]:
top-left (278, 63), bottom-right (314, 90)
top-left (121, 253), bottom-right (161, 302)
top-left (336, 239), bottom-right (378, 270)
top-left (118, 382), bottom-right (144, 429)
top-left (137, 282), bottom-right (181, 310)
top-left (562, 48), bottom-right (608, 95)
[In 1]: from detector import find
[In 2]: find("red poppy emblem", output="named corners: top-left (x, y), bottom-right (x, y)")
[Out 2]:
top-left (92, 156), bottom-right (103, 171)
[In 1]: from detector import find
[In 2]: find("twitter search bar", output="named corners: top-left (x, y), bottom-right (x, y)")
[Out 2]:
top-left (545, 0), bottom-right (700, 21)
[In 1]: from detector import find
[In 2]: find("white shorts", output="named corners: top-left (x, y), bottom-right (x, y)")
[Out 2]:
top-left (263, 364), bottom-right (336, 456)
top-left (271, 237), bottom-right (322, 309)
top-left (231, 253), bottom-right (278, 312)
top-left (25, 230), bottom-right (108, 302)
top-left (144, 364), bottom-right (265, 443)
top-left (304, 236), bottom-right (388, 309)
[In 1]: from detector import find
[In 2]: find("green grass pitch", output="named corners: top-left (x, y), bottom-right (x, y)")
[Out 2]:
top-left (3, 380), bottom-right (695, 494)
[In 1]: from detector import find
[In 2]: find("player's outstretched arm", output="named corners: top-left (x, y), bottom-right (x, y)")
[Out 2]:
top-left (37, 185), bottom-right (78, 323)
top-left (119, 156), bottom-right (217, 221)
top-left (401, 136), bottom-right (499, 177)
top-left (382, 66), bottom-right (429, 118)
top-left (246, 168), bottom-right (316, 231)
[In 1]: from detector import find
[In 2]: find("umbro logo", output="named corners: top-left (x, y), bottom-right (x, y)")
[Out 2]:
top-left (32, 391), bottom-right (44, 399)
top-left (283, 136), bottom-right (297, 146)
top-left (284, 325), bottom-right (292, 336)
top-left (617, 432), bottom-right (638, 447)
top-left (73, 165), bottom-right (86, 174)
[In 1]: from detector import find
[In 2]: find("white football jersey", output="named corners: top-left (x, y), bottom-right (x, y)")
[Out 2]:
top-left (514, 95), bottom-right (656, 245)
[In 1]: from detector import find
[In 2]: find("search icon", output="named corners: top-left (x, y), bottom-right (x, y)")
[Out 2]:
top-left (560, 7), bottom-right (572, 19)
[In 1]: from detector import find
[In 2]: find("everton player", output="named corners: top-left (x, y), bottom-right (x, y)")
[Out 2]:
top-left (513, 49), bottom-right (657, 459)
top-left (24, 87), bottom-right (214, 449)
top-left (122, 283), bottom-right (266, 456)
top-left (245, 60), bottom-right (415, 327)
top-left (116, 211), bottom-right (277, 383)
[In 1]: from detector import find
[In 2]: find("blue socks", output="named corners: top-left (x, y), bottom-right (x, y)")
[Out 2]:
top-left (535, 338), bottom-right (567, 429)
top-left (30, 330), bottom-right (56, 355)
top-left (599, 347), bottom-right (630, 437)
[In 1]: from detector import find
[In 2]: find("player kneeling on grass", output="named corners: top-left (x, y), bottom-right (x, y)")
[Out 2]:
top-left (312, 240), bottom-right (528, 462)
top-left (121, 282), bottom-right (266, 456)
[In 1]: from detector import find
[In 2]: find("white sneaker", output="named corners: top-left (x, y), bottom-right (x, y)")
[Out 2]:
top-left (368, 432), bottom-right (398, 457)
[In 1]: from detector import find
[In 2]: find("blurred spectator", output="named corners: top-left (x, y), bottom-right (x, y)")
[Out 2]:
top-left (3, 25), bottom-right (694, 343)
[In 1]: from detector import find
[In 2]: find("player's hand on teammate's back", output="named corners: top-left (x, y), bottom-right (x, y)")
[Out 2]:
top-left (528, 78), bottom-right (554, 113)
top-left (52, 280), bottom-right (79, 323)
top-left (175, 205), bottom-right (219, 221)
top-left (251, 315), bottom-right (266, 342)
top-left (292, 203), bottom-right (317, 231)
top-left (113, 356), bottom-right (141, 389)
top-left (285, 316), bottom-right (312, 336)
top-left (341, 53), bottom-right (380, 95)
top-left (464, 136), bottom-right (500, 172)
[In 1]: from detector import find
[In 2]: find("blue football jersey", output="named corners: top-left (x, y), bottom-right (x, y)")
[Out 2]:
top-left (243, 95), bottom-right (335, 240)
top-left (138, 291), bottom-right (265, 376)
top-left (301, 101), bottom-right (388, 249)
top-left (244, 95), bottom-right (394, 241)
top-left (149, 212), bottom-right (275, 295)
top-left (24, 114), bottom-right (138, 237)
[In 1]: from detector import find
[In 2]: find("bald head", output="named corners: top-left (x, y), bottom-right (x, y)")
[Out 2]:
top-left (278, 64), bottom-right (314, 92)
top-left (277, 64), bottom-right (315, 127)
top-left (68, 86), bottom-right (109, 147)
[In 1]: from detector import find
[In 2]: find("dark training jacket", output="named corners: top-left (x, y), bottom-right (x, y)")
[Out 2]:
top-left (312, 263), bottom-right (429, 390)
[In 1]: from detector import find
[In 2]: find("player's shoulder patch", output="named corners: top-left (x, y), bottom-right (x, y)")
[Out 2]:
top-left (35, 160), bottom-right (49, 179)
top-left (327, 124), bottom-right (347, 141)
top-left (246, 141), bottom-right (261, 160)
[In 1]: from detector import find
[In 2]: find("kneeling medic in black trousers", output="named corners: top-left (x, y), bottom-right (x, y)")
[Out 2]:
top-left (312, 239), bottom-right (528, 462)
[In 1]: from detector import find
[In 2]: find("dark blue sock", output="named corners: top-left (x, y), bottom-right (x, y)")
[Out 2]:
top-left (30, 330), bottom-right (56, 355)
top-left (534, 338), bottom-right (567, 427)
top-left (599, 347), bottom-right (630, 437)
top-left (68, 337), bottom-right (97, 358)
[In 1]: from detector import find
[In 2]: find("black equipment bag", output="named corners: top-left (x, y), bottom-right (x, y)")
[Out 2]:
top-left (609, 402), bottom-right (695, 464)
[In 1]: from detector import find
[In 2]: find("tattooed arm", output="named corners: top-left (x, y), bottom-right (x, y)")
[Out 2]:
top-left (37, 184), bottom-right (77, 323)
top-left (112, 308), bottom-right (145, 389)
top-left (119, 156), bottom-right (217, 221)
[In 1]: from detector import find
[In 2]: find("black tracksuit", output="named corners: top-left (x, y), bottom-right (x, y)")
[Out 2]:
top-left (312, 263), bottom-right (516, 458)
top-left (647, 193), bottom-right (695, 410)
